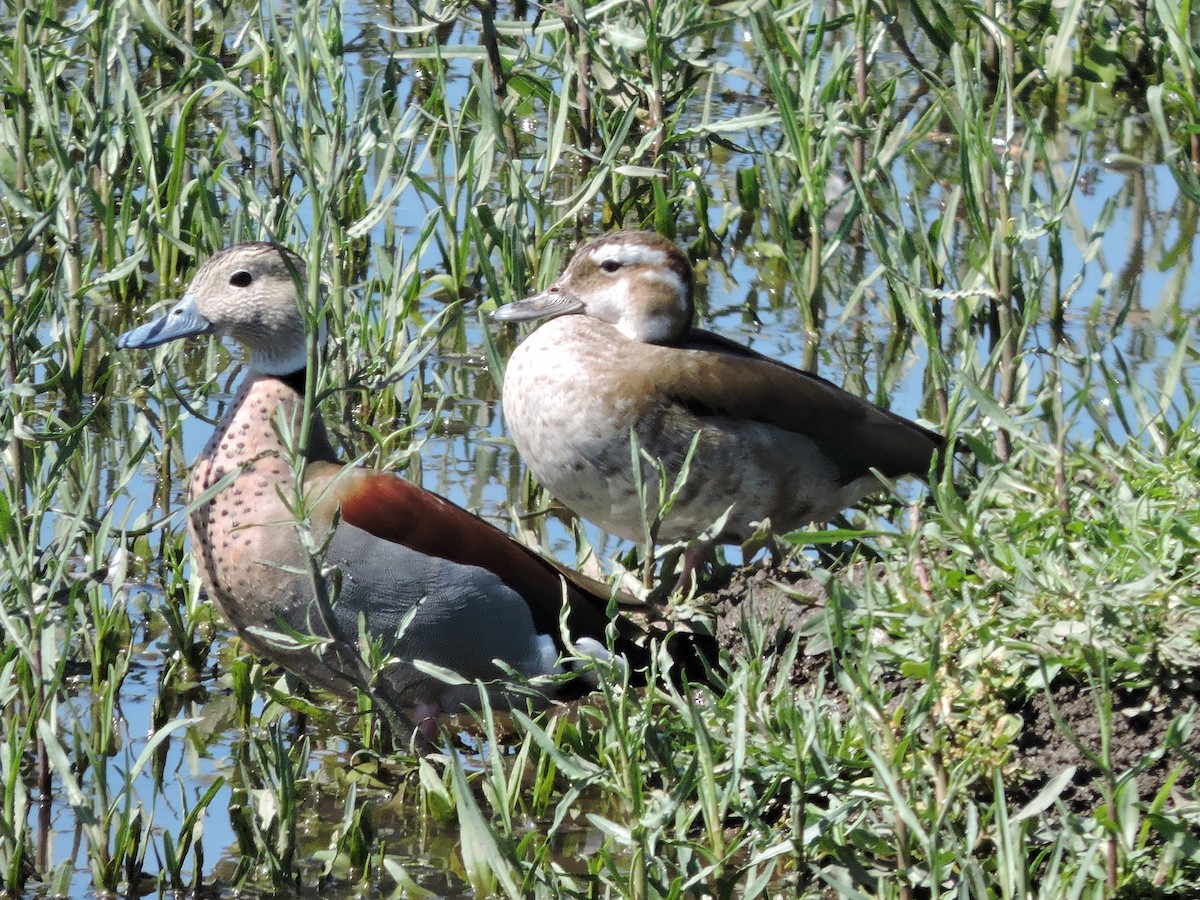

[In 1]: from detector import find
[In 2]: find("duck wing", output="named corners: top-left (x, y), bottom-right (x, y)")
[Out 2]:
top-left (303, 464), bottom-right (663, 669)
top-left (647, 330), bottom-right (944, 481)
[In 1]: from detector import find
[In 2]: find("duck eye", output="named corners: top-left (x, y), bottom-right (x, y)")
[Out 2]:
top-left (599, 259), bottom-right (622, 273)
top-left (230, 270), bottom-right (253, 288)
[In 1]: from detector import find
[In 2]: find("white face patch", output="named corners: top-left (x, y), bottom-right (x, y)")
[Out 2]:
top-left (640, 266), bottom-right (687, 303)
top-left (593, 271), bottom-right (688, 343)
top-left (586, 279), bottom-right (633, 326)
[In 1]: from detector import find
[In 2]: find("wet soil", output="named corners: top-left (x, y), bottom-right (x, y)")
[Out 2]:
top-left (1011, 683), bottom-right (1200, 814)
top-left (706, 563), bottom-right (1200, 817)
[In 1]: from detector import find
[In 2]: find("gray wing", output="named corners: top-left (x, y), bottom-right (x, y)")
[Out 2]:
top-left (285, 522), bottom-right (554, 704)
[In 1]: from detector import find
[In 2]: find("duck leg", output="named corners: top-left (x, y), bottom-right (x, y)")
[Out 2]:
top-left (671, 538), bottom-right (714, 597)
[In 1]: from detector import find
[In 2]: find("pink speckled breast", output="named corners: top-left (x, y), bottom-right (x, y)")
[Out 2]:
top-left (187, 376), bottom-right (303, 634)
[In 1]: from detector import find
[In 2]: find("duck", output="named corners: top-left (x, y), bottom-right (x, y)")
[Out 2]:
top-left (117, 241), bottom-right (710, 737)
top-left (493, 230), bottom-right (944, 571)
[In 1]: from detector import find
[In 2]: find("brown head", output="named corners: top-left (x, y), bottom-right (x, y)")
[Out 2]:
top-left (494, 230), bottom-right (696, 344)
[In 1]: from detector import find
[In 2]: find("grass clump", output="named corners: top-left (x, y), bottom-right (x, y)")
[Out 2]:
top-left (0, 0), bottom-right (1197, 897)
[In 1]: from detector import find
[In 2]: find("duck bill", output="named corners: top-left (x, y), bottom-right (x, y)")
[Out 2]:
top-left (117, 294), bottom-right (214, 350)
top-left (492, 288), bottom-right (584, 323)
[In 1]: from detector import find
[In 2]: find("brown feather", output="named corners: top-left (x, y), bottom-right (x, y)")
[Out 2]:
top-left (635, 335), bottom-right (944, 482)
top-left (304, 464), bottom-right (661, 668)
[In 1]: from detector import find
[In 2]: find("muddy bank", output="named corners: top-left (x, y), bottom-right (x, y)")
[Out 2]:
top-left (705, 563), bottom-right (1200, 816)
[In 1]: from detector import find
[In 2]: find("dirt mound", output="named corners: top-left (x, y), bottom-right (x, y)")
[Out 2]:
top-left (1011, 681), bottom-right (1200, 814)
top-left (707, 564), bottom-right (1200, 816)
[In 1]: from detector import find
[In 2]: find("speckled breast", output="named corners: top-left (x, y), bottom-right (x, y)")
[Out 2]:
top-left (185, 377), bottom-right (307, 636)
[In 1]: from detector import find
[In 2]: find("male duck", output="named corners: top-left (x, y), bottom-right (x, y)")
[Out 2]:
top-left (494, 230), bottom-right (944, 553)
top-left (118, 242), bottom-right (704, 733)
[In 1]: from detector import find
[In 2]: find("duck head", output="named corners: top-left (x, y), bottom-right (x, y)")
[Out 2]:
top-left (117, 242), bottom-right (314, 376)
top-left (494, 230), bottom-right (696, 344)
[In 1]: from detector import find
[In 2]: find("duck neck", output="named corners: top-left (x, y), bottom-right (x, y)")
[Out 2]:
top-left (268, 368), bottom-right (340, 465)
top-left (277, 368), bottom-right (311, 397)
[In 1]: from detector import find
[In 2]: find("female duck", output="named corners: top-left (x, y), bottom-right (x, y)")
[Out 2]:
top-left (495, 230), bottom-right (944, 551)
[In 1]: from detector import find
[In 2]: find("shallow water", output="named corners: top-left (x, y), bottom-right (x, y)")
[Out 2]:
top-left (8, 1), bottom-right (1200, 896)
top-left (88, 153), bottom-right (1195, 899)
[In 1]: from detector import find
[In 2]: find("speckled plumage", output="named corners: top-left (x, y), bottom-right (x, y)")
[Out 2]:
top-left (495, 230), bottom-right (944, 545)
top-left (118, 242), bottom-right (710, 725)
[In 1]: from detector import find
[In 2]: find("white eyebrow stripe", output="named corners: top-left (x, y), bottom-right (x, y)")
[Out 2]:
top-left (590, 243), bottom-right (669, 267)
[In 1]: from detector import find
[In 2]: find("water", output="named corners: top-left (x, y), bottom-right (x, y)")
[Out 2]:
top-left (10, 1), bottom-right (1200, 896)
